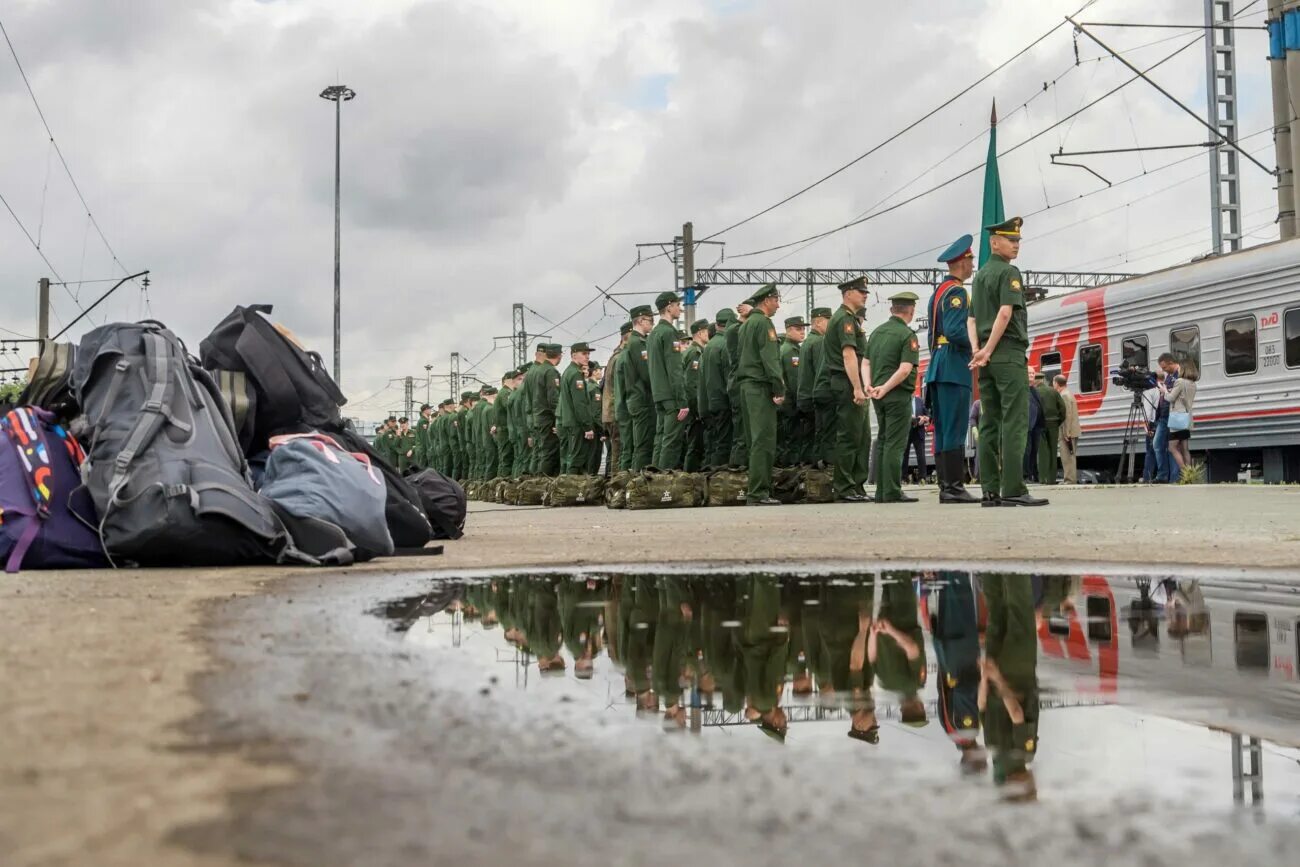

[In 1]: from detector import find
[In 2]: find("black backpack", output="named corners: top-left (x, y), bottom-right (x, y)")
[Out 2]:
top-left (406, 468), bottom-right (467, 540)
top-left (72, 321), bottom-right (289, 567)
top-left (198, 304), bottom-right (346, 452)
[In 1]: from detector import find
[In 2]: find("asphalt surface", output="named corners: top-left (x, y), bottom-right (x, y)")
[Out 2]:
top-left (3, 484), bottom-right (1300, 867)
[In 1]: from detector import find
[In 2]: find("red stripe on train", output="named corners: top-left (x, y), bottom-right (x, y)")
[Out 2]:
top-left (1080, 405), bottom-right (1300, 433)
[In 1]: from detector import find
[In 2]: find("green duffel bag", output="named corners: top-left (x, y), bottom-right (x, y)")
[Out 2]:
top-left (705, 467), bottom-right (749, 507)
top-left (464, 480), bottom-right (480, 501)
top-left (498, 477), bottom-right (521, 504)
top-left (514, 476), bottom-right (550, 506)
top-left (799, 466), bottom-right (834, 503)
top-left (544, 474), bottom-right (607, 507)
top-left (605, 470), bottom-right (632, 509)
top-left (773, 466), bottom-right (802, 504)
top-left (626, 469), bottom-right (704, 510)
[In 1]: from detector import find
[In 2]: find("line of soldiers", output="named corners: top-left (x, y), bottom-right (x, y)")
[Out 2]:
top-left (374, 216), bottom-right (1049, 509)
top-left (452, 571), bottom-right (1043, 795)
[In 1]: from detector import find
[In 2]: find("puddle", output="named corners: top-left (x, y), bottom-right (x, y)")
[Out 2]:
top-left (374, 569), bottom-right (1300, 814)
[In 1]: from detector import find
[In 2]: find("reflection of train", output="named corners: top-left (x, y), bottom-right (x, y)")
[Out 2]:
top-left (919, 239), bottom-right (1300, 481)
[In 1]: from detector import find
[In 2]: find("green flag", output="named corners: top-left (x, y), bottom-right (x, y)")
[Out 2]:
top-left (978, 99), bottom-right (1005, 268)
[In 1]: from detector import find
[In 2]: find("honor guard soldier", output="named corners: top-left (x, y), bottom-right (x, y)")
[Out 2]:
top-left (816, 277), bottom-right (872, 502)
top-left (929, 572), bottom-right (986, 771)
top-left (682, 319), bottom-right (710, 472)
top-left (558, 342), bottom-right (598, 475)
top-left (735, 284), bottom-right (784, 505)
top-left (968, 217), bottom-right (1047, 506)
top-left (698, 309), bottom-right (735, 468)
top-left (623, 306), bottom-right (656, 470)
top-left (798, 307), bottom-right (833, 466)
top-left (777, 316), bottom-right (806, 466)
top-left (926, 235), bottom-right (980, 503)
top-left (864, 292), bottom-right (921, 503)
top-left (648, 291), bottom-right (689, 469)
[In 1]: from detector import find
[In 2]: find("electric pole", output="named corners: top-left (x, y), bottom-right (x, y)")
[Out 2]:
top-left (449, 352), bottom-right (461, 401)
top-left (403, 375), bottom-right (414, 420)
top-left (424, 364), bottom-right (433, 405)
top-left (319, 83), bottom-right (357, 387)
top-left (1205, 0), bottom-right (1242, 253)
top-left (635, 224), bottom-right (723, 327)
top-left (513, 303), bottom-right (527, 369)
top-left (681, 222), bottom-right (696, 327)
top-left (37, 277), bottom-right (49, 353)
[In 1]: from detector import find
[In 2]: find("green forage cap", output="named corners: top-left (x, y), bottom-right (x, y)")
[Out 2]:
top-left (655, 291), bottom-right (681, 311)
top-left (690, 319), bottom-right (710, 334)
top-left (629, 304), bottom-right (654, 319)
top-left (783, 316), bottom-right (807, 328)
top-left (812, 307), bottom-right (833, 319)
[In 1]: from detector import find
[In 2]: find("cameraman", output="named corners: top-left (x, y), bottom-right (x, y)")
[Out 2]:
top-left (1147, 353), bottom-right (1179, 484)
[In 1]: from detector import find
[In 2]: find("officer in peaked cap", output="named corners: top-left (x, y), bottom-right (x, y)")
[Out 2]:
top-left (864, 292), bottom-right (921, 503)
top-left (623, 304), bottom-right (657, 470)
top-left (926, 234), bottom-right (980, 504)
top-left (778, 315), bottom-right (807, 465)
top-left (968, 216), bottom-right (1047, 507)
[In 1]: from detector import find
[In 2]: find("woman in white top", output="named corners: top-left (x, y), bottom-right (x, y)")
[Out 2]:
top-left (1161, 359), bottom-right (1199, 474)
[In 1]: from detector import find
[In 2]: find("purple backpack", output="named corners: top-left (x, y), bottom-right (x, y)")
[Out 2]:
top-left (0, 407), bottom-right (107, 572)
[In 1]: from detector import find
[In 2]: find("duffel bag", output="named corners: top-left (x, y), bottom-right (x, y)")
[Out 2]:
top-left (327, 426), bottom-right (434, 548)
top-left (798, 466), bottom-right (834, 503)
top-left (407, 468), bottom-right (467, 540)
top-left (626, 469), bottom-right (704, 510)
top-left (72, 321), bottom-right (288, 567)
top-left (544, 474), bottom-right (606, 507)
top-left (705, 467), bottom-right (749, 507)
top-left (773, 466), bottom-right (802, 504)
top-left (514, 476), bottom-right (550, 506)
top-left (604, 470), bottom-right (632, 509)
top-left (261, 432), bottom-right (393, 560)
top-left (498, 477), bottom-right (521, 505)
top-left (0, 406), bottom-right (107, 571)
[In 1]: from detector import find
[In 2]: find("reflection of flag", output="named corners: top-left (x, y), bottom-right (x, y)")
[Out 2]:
top-left (978, 99), bottom-right (1005, 268)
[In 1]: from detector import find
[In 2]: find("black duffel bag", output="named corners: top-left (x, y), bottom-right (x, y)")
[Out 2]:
top-left (406, 468), bottom-right (467, 540)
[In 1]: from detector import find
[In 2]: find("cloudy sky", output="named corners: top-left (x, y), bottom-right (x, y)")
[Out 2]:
top-left (0, 0), bottom-right (1280, 420)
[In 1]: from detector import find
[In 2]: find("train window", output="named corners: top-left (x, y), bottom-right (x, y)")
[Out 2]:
top-left (1169, 325), bottom-right (1200, 368)
top-left (1038, 351), bottom-right (1062, 376)
top-left (1234, 612), bottom-right (1269, 670)
top-left (1078, 344), bottom-right (1103, 393)
top-left (1287, 308), bottom-right (1300, 368)
top-left (1223, 315), bottom-right (1257, 376)
top-left (1121, 334), bottom-right (1148, 369)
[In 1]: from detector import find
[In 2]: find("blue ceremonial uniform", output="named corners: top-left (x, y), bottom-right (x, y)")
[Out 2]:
top-left (924, 277), bottom-right (973, 453)
top-left (930, 572), bottom-right (982, 753)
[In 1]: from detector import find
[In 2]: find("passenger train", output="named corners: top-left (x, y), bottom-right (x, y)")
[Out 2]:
top-left (919, 238), bottom-right (1300, 482)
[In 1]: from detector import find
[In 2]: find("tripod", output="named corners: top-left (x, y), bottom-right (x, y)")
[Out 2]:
top-left (1115, 390), bottom-right (1148, 483)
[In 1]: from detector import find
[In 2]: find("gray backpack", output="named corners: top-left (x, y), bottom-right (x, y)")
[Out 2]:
top-left (72, 322), bottom-right (288, 566)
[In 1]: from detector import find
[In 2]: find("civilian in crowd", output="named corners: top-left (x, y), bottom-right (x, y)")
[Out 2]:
top-left (1054, 375), bottom-right (1079, 484)
top-left (1140, 379), bottom-right (1161, 483)
top-left (904, 391), bottom-right (929, 484)
top-left (1024, 366), bottom-right (1042, 482)
top-left (968, 399), bottom-right (981, 481)
top-left (1152, 353), bottom-right (1180, 483)
top-left (1163, 357), bottom-right (1198, 477)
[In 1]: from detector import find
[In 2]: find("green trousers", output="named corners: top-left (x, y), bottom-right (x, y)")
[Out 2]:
top-left (703, 411), bottom-right (732, 468)
top-left (813, 399), bottom-right (835, 465)
top-left (512, 436), bottom-right (529, 477)
top-left (627, 400), bottom-right (655, 471)
top-left (740, 382), bottom-right (778, 500)
top-left (559, 427), bottom-right (593, 475)
top-left (976, 359), bottom-right (1030, 498)
top-left (872, 394), bottom-right (910, 502)
top-left (830, 378), bottom-right (871, 497)
top-left (683, 408), bottom-right (705, 472)
top-left (587, 430), bottom-right (604, 475)
top-left (1037, 421), bottom-right (1059, 485)
top-left (777, 405), bottom-right (798, 466)
top-left (653, 401), bottom-right (686, 470)
top-left (728, 388), bottom-right (749, 467)
top-left (481, 439), bottom-right (498, 480)
top-left (495, 434), bottom-right (513, 480)
top-left (532, 421), bottom-right (560, 477)
top-left (616, 416), bottom-right (635, 471)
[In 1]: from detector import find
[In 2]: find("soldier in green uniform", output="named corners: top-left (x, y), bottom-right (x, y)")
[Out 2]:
top-left (735, 284), bottom-right (784, 506)
top-left (478, 386), bottom-right (499, 479)
top-left (413, 404), bottom-right (432, 470)
top-left (727, 302), bottom-right (753, 466)
top-left (816, 278), bottom-right (872, 502)
top-left (622, 305), bottom-right (656, 471)
top-left (461, 395), bottom-right (481, 480)
top-left (372, 423), bottom-right (388, 465)
top-left (493, 370), bottom-right (516, 479)
top-left (527, 344), bottom-right (563, 477)
top-left (557, 342), bottom-right (597, 475)
top-left (511, 361), bottom-right (535, 476)
top-left (377, 417), bottom-right (397, 466)
top-left (864, 292), bottom-right (921, 504)
top-left (393, 417), bottom-right (415, 474)
top-left (647, 291), bottom-right (688, 470)
top-left (777, 316), bottom-right (806, 466)
top-left (698, 309), bottom-right (734, 468)
top-left (982, 574), bottom-right (1039, 798)
top-left (1033, 371), bottom-right (1065, 485)
top-left (968, 217), bottom-right (1048, 507)
top-left (926, 235), bottom-right (980, 503)
top-left (609, 322), bottom-right (633, 472)
top-left (681, 319), bottom-right (709, 472)
top-left (585, 360), bottom-right (604, 475)
top-left (517, 344), bottom-right (547, 474)
top-left (450, 397), bottom-right (470, 480)
top-left (797, 308), bottom-right (831, 466)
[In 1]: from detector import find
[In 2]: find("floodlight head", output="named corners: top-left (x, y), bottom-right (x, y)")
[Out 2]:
top-left (319, 85), bottom-right (357, 102)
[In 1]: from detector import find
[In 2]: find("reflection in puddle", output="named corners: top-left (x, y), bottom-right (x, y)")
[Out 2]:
top-left (376, 571), bottom-right (1300, 811)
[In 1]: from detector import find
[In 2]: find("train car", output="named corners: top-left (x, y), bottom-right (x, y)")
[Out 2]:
top-left (919, 238), bottom-right (1300, 482)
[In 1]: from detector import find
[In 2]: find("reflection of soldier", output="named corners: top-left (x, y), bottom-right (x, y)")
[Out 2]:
top-left (526, 577), bottom-right (566, 675)
top-left (930, 573), bottom-right (985, 771)
top-left (781, 577), bottom-right (814, 697)
top-left (654, 577), bottom-right (696, 729)
top-left (981, 575), bottom-right (1039, 800)
top-left (624, 576), bottom-right (660, 715)
top-left (559, 577), bottom-right (604, 680)
top-left (872, 574), bottom-right (927, 726)
top-left (701, 582), bottom-right (744, 715)
top-left (739, 575), bottom-right (789, 741)
top-left (811, 575), bottom-right (877, 743)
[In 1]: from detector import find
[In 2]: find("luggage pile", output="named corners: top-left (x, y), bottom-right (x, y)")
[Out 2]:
top-left (3, 306), bottom-right (463, 572)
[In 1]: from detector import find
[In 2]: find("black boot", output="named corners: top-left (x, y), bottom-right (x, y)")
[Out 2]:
top-left (939, 451), bottom-right (980, 504)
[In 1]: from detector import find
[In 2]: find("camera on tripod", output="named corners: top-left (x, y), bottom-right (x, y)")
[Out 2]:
top-left (1110, 364), bottom-right (1156, 392)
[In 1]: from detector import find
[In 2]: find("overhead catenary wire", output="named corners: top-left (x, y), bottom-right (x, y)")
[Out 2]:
top-left (728, 31), bottom-right (1207, 261)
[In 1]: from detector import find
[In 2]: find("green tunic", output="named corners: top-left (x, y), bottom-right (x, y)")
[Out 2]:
top-left (736, 310), bottom-right (783, 500)
top-left (969, 254), bottom-right (1031, 499)
top-left (865, 315), bottom-right (920, 502)
top-left (818, 304), bottom-right (871, 497)
top-left (557, 361), bottom-right (595, 475)
top-left (622, 330), bottom-right (654, 470)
